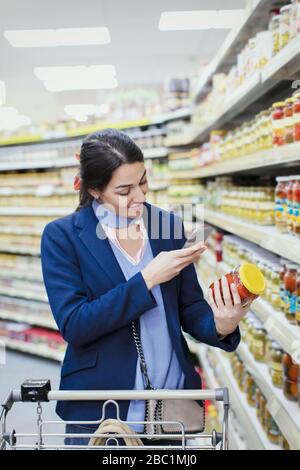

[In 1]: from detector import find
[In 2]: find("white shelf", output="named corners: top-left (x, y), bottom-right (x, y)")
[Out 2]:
top-left (0, 245), bottom-right (40, 256)
top-left (143, 147), bottom-right (168, 159)
top-left (0, 309), bottom-right (57, 330)
top-left (189, 35), bottom-right (300, 144)
top-left (0, 268), bottom-right (42, 282)
top-left (237, 342), bottom-right (300, 450)
top-left (170, 143), bottom-right (300, 179)
top-left (0, 287), bottom-right (47, 303)
top-left (0, 337), bottom-right (64, 362)
top-left (0, 227), bottom-right (43, 236)
top-left (0, 207), bottom-right (71, 216)
top-left (193, 0), bottom-right (269, 102)
top-left (188, 336), bottom-right (280, 450)
top-left (201, 209), bottom-right (300, 265)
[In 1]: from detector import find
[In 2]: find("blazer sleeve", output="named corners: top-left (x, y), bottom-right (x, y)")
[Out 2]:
top-left (174, 217), bottom-right (240, 352)
top-left (40, 220), bottom-right (157, 348)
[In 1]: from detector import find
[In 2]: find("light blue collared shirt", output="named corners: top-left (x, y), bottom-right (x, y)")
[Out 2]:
top-left (92, 200), bottom-right (185, 432)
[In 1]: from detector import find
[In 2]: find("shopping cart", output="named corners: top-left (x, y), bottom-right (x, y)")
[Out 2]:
top-left (0, 379), bottom-right (230, 450)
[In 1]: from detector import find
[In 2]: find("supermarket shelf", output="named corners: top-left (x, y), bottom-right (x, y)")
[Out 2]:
top-left (169, 143), bottom-right (300, 179)
top-left (0, 268), bottom-right (42, 282)
top-left (148, 182), bottom-right (168, 191)
top-left (237, 341), bottom-right (300, 450)
top-left (200, 209), bottom-right (300, 264)
top-left (186, 336), bottom-right (280, 450)
top-left (0, 288), bottom-right (47, 303)
top-left (0, 227), bottom-right (43, 236)
top-left (0, 245), bottom-right (40, 256)
top-left (0, 309), bottom-right (57, 330)
top-left (216, 261), bottom-right (300, 365)
top-left (193, 0), bottom-right (272, 102)
top-left (189, 36), bottom-right (300, 145)
top-left (0, 207), bottom-right (71, 216)
top-left (154, 107), bottom-right (192, 123)
top-left (143, 147), bottom-right (168, 159)
top-left (0, 337), bottom-right (64, 362)
top-left (196, 342), bottom-right (247, 450)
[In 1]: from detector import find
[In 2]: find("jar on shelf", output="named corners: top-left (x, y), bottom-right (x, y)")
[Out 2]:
top-left (255, 386), bottom-right (261, 419)
top-left (281, 435), bottom-right (291, 450)
top-left (293, 92), bottom-right (300, 141)
top-left (252, 322), bottom-right (267, 362)
top-left (279, 4), bottom-right (293, 50)
top-left (270, 341), bottom-right (284, 388)
top-left (284, 97), bottom-right (294, 144)
top-left (282, 352), bottom-right (299, 401)
top-left (270, 265), bottom-right (282, 310)
top-left (269, 14), bottom-right (281, 56)
top-left (298, 365), bottom-right (300, 407)
top-left (296, 269), bottom-right (300, 327)
top-left (283, 263), bottom-right (298, 323)
top-left (265, 408), bottom-right (281, 445)
top-left (209, 262), bottom-right (266, 307)
top-left (272, 102), bottom-right (285, 146)
top-left (292, 176), bottom-right (300, 238)
top-left (259, 392), bottom-right (267, 429)
top-left (286, 176), bottom-right (295, 235)
top-left (245, 372), bottom-right (257, 407)
top-left (275, 176), bottom-right (289, 233)
top-left (290, 0), bottom-right (300, 38)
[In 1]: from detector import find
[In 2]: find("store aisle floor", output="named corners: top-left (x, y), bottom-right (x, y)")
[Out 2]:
top-left (0, 351), bottom-right (63, 448)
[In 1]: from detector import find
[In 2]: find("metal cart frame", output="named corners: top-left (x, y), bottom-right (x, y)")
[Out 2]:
top-left (0, 381), bottom-right (230, 450)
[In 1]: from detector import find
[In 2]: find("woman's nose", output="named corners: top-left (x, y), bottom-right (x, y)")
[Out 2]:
top-left (132, 184), bottom-right (147, 201)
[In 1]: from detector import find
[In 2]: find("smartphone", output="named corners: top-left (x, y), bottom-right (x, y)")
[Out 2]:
top-left (183, 224), bottom-right (213, 248)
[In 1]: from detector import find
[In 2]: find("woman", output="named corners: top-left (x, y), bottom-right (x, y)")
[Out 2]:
top-left (41, 128), bottom-right (245, 447)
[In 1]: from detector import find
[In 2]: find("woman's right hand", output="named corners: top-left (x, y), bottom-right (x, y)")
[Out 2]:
top-left (141, 242), bottom-right (207, 290)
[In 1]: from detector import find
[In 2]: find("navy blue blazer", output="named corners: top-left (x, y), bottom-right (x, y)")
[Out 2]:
top-left (40, 201), bottom-right (240, 421)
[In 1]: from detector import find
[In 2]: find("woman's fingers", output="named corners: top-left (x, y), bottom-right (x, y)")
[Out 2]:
top-left (221, 276), bottom-right (233, 307)
top-left (214, 279), bottom-right (224, 309)
top-left (208, 287), bottom-right (217, 310)
top-left (230, 282), bottom-right (242, 306)
top-left (176, 242), bottom-right (207, 258)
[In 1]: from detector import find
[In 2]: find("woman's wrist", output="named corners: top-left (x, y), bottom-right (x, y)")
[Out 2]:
top-left (141, 269), bottom-right (155, 290)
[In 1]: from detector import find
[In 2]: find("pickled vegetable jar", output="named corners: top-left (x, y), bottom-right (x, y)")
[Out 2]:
top-left (209, 262), bottom-right (266, 307)
top-left (282, 353), bottom-right (299, 401)
top-left (272, 102), bottom-right (285, 146)
top-left (283, 264), bottom-right (298, 323)
top-left (292, 176), bottom-right (300, 237)
top-left (293, 92), bottom-right (300, 141)
top-left (275, 176), bottom-right (289, 232)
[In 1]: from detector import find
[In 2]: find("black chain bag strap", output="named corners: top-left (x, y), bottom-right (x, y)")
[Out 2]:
top-left (131, 320), bottom-right (205, 438)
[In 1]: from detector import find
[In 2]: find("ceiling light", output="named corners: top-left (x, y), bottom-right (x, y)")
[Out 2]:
top-left (34, 65), bottom-right (118, 91)
top-left (159, 10), bottom-right (243, 31)
top-left (4, 27), bottom-right (111, 47)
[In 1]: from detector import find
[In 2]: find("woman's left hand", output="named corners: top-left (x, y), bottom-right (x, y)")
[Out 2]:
top-left (207, 276), bottom-right (251, 337)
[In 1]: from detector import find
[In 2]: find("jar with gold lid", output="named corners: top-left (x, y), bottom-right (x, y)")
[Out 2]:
top-left (270, 341), bottom-right (284, 388)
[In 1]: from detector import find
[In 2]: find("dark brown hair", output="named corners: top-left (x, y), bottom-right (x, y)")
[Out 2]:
top-left (76, 128), bottom-right (144, 211)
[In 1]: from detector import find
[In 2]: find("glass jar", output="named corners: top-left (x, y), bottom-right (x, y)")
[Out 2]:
top-left (283, 264), bottom-right (298, 323)
top-left (286, 177), bottom-right (295, 235)
top-left (270, 341), bottom-right (284, 388)
top-left (290, 0), bottom-right (300, 38)
top-left (272, 102), bottom-right (285, 146)
top-left (284, 98), bottom-right (294, 144)
top-left (279, 4), bottom-right (292, 50)
top-left (282, 353), bottom-right (299, 401)
top-left (252, 323), bottom-right (267, 362)
top-left (281, 435), bottom-right (291, 450)
top-left (275, 176), bottom-right (289, 233)
top-left (270, 14), bottom-right (281, 56)
top-left (270, 265), bottom-right (282, 310)
top-left (246, 373), bottom-right (257, 407)
top-left (293, 176), bottom-right (300, 238)
top-left (265, 408), bottom-right (281, 445)
top-left (296, 269), bottom-right (300, 327)
top-left (259, 393), bottom-right (267, 429)
top-left (209, 262), bottom-right (266, 307)
top-left (293, 92), bottom-right (300, 142)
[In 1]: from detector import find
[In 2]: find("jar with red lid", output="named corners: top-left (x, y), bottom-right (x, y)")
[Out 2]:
top-left (209, 262), bottom-right (266, 307)
top-left (282, 353), bottom-right (299, 401)
top-left (279, 259), bottom-right (288, 311)
top-left (284, 98), bottom-right (294, 144)
top-left (272, 102), bottom-right (285, 146)
top-left (275, 176), bottom-right (289, 233)
top-left (283, 264), bottom-right (298, 323)
top-left (293, 93), bottom-right (300, 142)
top-left (292, 176), bottom-right (300, 238)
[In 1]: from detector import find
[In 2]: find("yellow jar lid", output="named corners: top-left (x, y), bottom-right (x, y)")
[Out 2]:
top-left (238, 262), bottom-right (266, 295)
